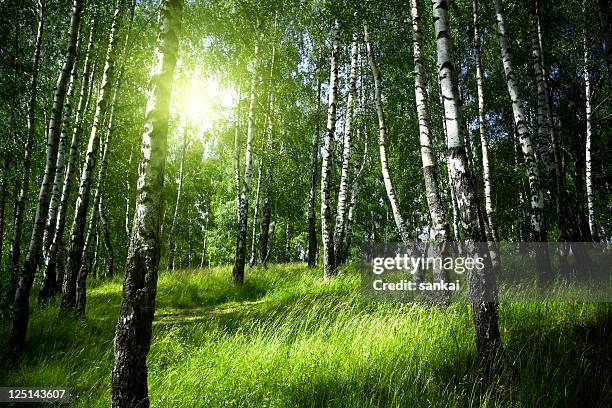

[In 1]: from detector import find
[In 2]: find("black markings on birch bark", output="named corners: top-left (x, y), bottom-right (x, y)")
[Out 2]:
top-left (43, 19), bottom-right (95, 300)
top-left (8, 0), bottom-right (83, 354)
top-left (411, 0), bottom-right (450, 246)
top-left (583, 0), bottom-right (598, 240)
top-left (334, 33), bottom-right (358, 263)
top-left (8, 0), bottom-right (45, 303)
top-left (321, 19), bottom-right (340, 278)
top-left (431, 0), bottom-right (503, 367)
top-left (61, 0), bottom-right (124, 311)
top-left (111, 1), bottom-right (183, 406)
top-left (494, 0), bottom-right (551, 284)
top-left (232, 26), bottom-right (259, 284)
top-left (364, 21), bottom-right (412, 245)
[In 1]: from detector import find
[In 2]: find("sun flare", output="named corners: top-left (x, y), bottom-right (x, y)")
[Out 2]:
top-left (177, 76), bottom-right (235, 132)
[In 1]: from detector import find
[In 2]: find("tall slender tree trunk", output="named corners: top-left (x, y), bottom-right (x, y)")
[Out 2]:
top-left (42, 35), bottom-right (81, 264)
top-left (334, 33), bottom-right (358, 262)
top-left (321, 19), bottom-right (340, 278)
top-left (99, 196), bottom-right (113, 278)
top-left (249, 161), bottom-right (262, 267)
top-left (167, 129), bottom-right (187, 271)
top-left (232, 31), bottom-right (259, 285)
top-left (38, 34), bottom-right (81, 303)
top-left (125, 145), bottom-right (133, 238)
top-left (8, 0), bottom-right (83, 355)
top-left (339, 128), bottom-right (367, 265)
top-left (199, 211), bottom-right (208, 268)
top-left (111, 1), bottom-right (183, 406)
top-left (410, 0), bottom-right (450, 245)
top-left (61, 0), bottom-right (123, 311)
top-left (258, 190), bottom-right (271, 266)
top-left (307, 66), bottom-right (321, 268)
top-left (473, 0), bottom-right (498, 242)
top-left (8, 0), bottom-right (45, 299)
top-left (494, 0), bottom-right (551, 284)
top-left (41, 20), bottom-right (95, 301)
top-left (583, 0), bottom-right (598, 241)
top-left (432, 0), bottom-right (502, 368)
top-left (364, 22), bottom-right (412, 245)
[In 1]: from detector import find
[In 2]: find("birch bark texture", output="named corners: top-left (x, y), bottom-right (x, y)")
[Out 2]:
top-left (41, 20), bottom-right (95, 301)
top-left (232, 32), bottom-right (259, 285)
top-left (8, 0), bottom-right (45, 298)
top-left (583, 0), bottom-right (597, 241)
top-left (61, 0), bottom-right (124, 311)
top-left (410, 0), bottom-right (449, 244)
top-left (473, 0), bottom-right (498, 242)
top-left (111, 0), bottom-right (183, 406)
top-left (333, 33), bottom-right (358, 262)
top-left (321, 19), bottom-right (340, 278)
top-left (494, 0), bottom-right (551, 283)
top-left (364, 22), bottom-right (412, 245)
top-left (431, 0), bottom-right (503, 367)
top-left (8, 0), bottom-right (83, 354)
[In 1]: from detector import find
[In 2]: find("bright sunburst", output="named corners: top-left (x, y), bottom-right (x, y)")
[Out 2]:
top-left (176, 72), bottom-right (235, 133)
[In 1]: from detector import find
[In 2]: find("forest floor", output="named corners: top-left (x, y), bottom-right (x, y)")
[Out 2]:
top-left (1, 263), bottom-right (611, 407)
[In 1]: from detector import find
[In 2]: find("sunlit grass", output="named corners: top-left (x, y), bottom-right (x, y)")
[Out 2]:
top-left (1, 264), bottom-right (610, 407)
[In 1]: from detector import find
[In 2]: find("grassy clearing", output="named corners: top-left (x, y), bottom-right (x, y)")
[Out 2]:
top-left (1, 263), bottom-right (611, 407)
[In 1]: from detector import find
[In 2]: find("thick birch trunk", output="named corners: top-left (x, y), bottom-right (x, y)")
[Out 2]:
top-left (42, 20), bottom-right (95, 300)
top-left (8, 0), bottom-right (45, 298)
top-left (8, 0), bottom-right (83, 354)
top-left (333, 34), bottom-right (358, 261)
top-left (494, 0), bottom-right (551, 284)
top-left (364, 22), bottom-right (412, 245)
top-left (111, 1), bottom-right (183, 406)
top-left (61, 0), bottom-right (123, 311)
top-left (432, 0), bottom-right (502, 367)
top-left (321, 19), bottom-right (340, 278)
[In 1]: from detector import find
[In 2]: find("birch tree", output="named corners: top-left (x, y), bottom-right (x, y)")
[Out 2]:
top-left (111, 0), bottom-right (183, 405)
top-left (167, 128), bottom-right (188, 270)
top-left (473, 0), bottom-right (498, 242)
top-left (410, 0), bottom-right (449, 245)
top-left (40, 20), bottom-right (95, 302)
top-left (432, 0), bottom-right (503, 367)
top-left (333, 33), bottom-right (358, 262)
top-left (307, 63), bottom-right (321, 268)
top-left (8, 0), bottom-right (83, 354)
top-left (364, 22), bottom-right (412, 245)
top-left (61, 0), bottom-right (123, 311)
top-left (232, 28), bottom-right (259, 285)
top-left (8, 0), bottom-right (45, 295)
top-left (583, 0), bottom-right (598, 240)
top-left (494, 0), bottom-right (551, 284)
top-left (320, 19), bottom-right (339, 278)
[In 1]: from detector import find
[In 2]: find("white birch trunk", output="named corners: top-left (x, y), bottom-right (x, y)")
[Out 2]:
top-left (364, 22), bottom-right (412, 244)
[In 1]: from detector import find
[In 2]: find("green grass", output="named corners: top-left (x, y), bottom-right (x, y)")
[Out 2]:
top-left (1, 263), bottom-right (611, 407)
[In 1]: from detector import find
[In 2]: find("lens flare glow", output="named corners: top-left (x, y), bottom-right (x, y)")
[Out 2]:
top-left (179, 77), bottom-right (235, 132)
